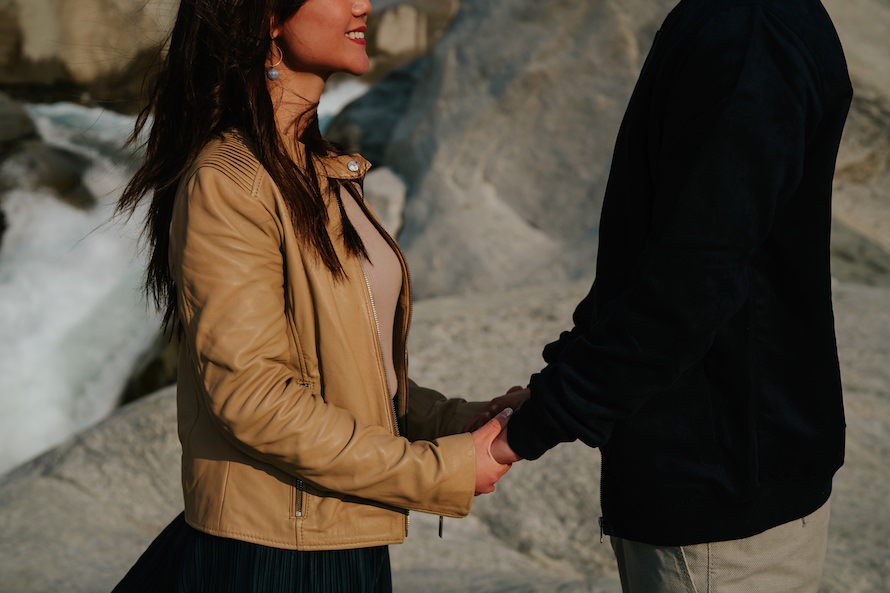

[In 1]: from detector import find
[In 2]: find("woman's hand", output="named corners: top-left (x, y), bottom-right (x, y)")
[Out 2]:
top-left (464, 386), bottom-right (531, 432)
top-left (490, 423), bottom-right (522, 465)
top-left (471, 408), bottom-right (514, 495)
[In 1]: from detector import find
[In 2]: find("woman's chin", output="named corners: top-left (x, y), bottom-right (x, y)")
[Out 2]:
top-left (344, 57), bottom-right (370, 78)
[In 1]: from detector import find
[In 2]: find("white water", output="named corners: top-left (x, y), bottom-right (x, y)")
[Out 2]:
top-left (0, 80), bottom-right (368, 475)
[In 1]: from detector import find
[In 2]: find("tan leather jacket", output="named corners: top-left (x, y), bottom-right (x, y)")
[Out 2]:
top-left (170, 132), bottom-right (486, 551)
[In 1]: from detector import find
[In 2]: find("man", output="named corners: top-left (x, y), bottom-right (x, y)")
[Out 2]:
top-left (490, 0), bottom-right (851, 590)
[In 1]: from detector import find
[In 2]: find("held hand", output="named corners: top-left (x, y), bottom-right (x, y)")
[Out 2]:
top-left (491, 423), bottom-right (522, 465)
top-left (489, 386), bottom-right (531, 415)
top-left (471, 408), bottom-right (514, 495)
top-left (463, 385), bottom-right (531, 432)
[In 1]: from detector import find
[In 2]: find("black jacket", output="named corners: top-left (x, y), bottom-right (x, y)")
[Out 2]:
top-left (507, 0), bottom-right (851, 546)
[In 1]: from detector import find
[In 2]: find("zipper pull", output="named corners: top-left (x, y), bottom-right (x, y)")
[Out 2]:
top-left (438, 515), bottom-right (444, 538)
top-left (598, 516), bottom-right (605, 543)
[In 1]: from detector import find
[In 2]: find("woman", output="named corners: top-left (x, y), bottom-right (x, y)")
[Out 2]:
top-left (111, 0), bottom-right (512, 591)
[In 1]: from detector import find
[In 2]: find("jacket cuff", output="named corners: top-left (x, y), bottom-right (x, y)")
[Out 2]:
top-left (506, 370), bottom-right (571, 460)
top-left (415, 432), bottom-right (477, 518)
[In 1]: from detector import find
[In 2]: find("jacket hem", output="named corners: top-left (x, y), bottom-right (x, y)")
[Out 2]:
top-left (183, 515), bottom-right (406, 551)
top-left (601, 473), bottom-right (835, 546)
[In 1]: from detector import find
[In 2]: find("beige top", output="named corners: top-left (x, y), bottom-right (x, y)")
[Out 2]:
top-left (339, 186), bottom-right (402, 396)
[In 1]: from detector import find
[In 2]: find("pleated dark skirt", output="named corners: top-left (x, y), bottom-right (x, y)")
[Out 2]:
top-left (111, 512), bottom-right (392, 593)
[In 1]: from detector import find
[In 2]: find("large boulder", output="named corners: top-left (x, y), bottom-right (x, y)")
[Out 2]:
top-left (386, 0), bottom-right (676, 298)
top-left (329, 0), bottom-right (890, 299)
top-left (366, 0), bottom-right (459, 79)
top-left (823, 0), bottom-right (890, 261)
top-left (328, 0), bottom-right (677, 298)
top-left (0, 385), bottom-right (182, 593)
top-left (0, 0), bottom-right (177, 106)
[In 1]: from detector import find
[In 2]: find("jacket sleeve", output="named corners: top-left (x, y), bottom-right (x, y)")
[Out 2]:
top-left (405, 379), bottom-right (489, 440)
top-left (507, 6), bottom-right (822, 460)
top-left (172, 164), bottom-right (475, 518)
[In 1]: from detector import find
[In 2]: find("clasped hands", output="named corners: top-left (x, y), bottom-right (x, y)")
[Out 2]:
top-left (467, 386), bottom-right (529, 495)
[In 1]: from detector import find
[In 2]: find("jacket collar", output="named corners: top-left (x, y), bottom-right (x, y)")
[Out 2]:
top-left (278, 133), bottom-right (371, 180)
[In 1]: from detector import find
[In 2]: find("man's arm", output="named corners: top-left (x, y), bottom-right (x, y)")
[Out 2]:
top-left (505, 6), bottom-right (822, 461)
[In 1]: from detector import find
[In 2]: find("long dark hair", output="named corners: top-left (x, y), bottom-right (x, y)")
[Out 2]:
top-left (116, 0), bottom-right (366, 332)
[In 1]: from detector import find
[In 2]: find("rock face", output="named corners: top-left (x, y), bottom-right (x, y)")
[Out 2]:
top-left (366, 0), bottom-right (460, 79)
top-left (379, 0), bottom-right (679, 298)
top-left (0, 0), bottom-right (176, 105)
top-left (402, 282), bottom-right (890, 593)
top-left (0, 385), bottom-right (182, 593)
top-left (823, 0), bottom-right (890, 262)
top-left (330, 0), bottom-right (890, 299)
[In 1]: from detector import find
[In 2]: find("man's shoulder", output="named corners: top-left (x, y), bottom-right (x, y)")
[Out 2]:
top-left (664, 0), bottom-right (848, 83)
top-left (667, 0), bottom-right (837, 32)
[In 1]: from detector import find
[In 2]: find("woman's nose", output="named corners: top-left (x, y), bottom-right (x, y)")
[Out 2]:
top-left (353, 0), bottom-right (371, 18)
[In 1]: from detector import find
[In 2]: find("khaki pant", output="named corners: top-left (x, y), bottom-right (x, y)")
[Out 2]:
top-left (610, 501), bottom-right (830, 593)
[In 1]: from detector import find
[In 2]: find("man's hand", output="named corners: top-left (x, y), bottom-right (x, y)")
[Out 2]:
top-left (464, 385), bottom-right (531, 432)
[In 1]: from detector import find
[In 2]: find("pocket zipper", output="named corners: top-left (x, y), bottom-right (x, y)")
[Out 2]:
top-left (294, 479), bottom-right (304, 518)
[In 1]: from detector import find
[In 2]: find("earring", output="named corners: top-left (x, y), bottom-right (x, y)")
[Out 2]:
top-left (266, 40), bottom-right (283, 80)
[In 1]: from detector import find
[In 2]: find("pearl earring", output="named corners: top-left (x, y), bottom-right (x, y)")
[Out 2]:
top-left (266, 41), bottom-right (283, 80)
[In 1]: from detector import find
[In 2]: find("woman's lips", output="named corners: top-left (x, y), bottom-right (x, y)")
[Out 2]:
top-left (346, 27), bottom-right (366, 45)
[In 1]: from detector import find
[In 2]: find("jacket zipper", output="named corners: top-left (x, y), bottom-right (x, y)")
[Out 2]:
top-left (359, 259), bottom-right (408, 537)
top-left (347, 186), bottom-right (412, 412)
top-left (295, 478), bottom-right (304, 518)
top-left (347, 186), bottom-right (413, 537)
top-left (292, 380), bottom-right (313, 518)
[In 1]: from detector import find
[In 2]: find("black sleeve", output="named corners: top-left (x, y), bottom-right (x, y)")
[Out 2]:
top-left (507, 6), bottom-right (820, 460)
